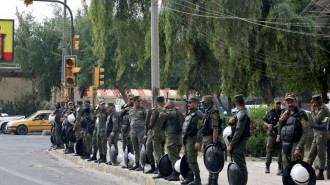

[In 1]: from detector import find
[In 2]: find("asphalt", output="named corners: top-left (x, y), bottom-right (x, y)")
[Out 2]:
top-left (0, 133), bottom-right (138, 185)
top-left (2, 132), bottom-right (328, 185)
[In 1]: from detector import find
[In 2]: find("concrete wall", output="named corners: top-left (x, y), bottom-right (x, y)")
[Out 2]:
top-left (0, 75), bottom-right (33, 103)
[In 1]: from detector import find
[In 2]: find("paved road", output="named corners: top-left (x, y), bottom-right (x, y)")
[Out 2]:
top-left (0, 133), bottom-right (138, 185)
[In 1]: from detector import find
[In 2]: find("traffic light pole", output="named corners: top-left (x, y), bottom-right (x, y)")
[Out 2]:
top-left (33, 0), bottom-right (75, 101)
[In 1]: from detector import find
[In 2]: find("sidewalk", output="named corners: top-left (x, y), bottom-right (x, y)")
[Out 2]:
top-left (48, 140), bottom-right (329, 185)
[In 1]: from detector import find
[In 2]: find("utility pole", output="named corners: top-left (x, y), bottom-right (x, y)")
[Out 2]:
top-left (60, 0), bottom-right (67, 100)
top-left (151, 0), bottom-right (160, 107)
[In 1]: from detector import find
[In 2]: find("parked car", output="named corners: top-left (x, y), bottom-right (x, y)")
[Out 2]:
top-left (0, 113), bottom-right (25, 134)
top-left (6, 110), bottom-right (52, 135)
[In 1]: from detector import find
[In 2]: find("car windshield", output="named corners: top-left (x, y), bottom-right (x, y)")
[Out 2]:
top-left (26, 112), bottom-right (39, 120)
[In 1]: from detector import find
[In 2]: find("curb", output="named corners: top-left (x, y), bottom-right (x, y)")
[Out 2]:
top-left (48, 149), bottom-right (180, 185)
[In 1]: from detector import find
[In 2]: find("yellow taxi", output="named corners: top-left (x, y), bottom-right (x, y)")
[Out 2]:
top-left (7, 110), bottom-right (53, 135)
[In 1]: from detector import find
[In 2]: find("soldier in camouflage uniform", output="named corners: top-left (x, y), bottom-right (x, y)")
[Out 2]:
top-left (200, 95), bottom-right (223, 185)
top-left (154, 100), bottom-right (182, 181)
top-left (150, 96), bottom-right (166, 176)
top-left (119, 94), bottom-right (134, 168)
top-left (73, 100), bottom-right (84, 156)
top-left (181, 97), bottom-right (203, 185)
top-left (227, 94), bottom-right (252, 185)
top-left (62, 101), bottom-right (76, 154)
top-left (95, 101), bottom-right (108, 163)
top-left (106, 103), bottom-right (120, 165)
top-left (53, 101), bottom-right (66, 150)
top-left (145, 108), bottom-right (155, 173)
top-left (50, 102), bottom-right (60, 149)
top-left (129, 96), bottom-right (148, 171)
top-left (277, 93), bottom-right (309, 169)
top-left (81, 100), bottom-right (95, 160)
top-left (307, 94), bottom-right (330, 180)
top-left (263, 98), bottom-right (283, 175)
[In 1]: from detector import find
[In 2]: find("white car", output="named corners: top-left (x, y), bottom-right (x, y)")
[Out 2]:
top-left (0, 113), bottom-right (25, 134)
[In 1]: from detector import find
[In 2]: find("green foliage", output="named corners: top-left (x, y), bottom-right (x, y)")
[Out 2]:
top-left (246, 106), bottom-right (271, 157)
top-left (0, 93), bottom-right (52, 117)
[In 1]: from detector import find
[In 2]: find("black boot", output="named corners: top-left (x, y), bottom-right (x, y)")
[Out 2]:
top-left (153, 167), bottom-right (158, 174)
top-left (316, 169), bottom-right (324, 180)
top-left (129, 163), bottom-right (139, 170)
top-left (135, 164), bottom-right (143, 171)
top-left (145, 164), bottom-right (156, 174)
top-left (188, 175), bottom-right (201, 185)
top-left (87, 153), bottom-right (97, 161)
top-left (98, 155), bottom-right (107, 163)
top-left (181, 174), bottom-right (194, 184)
top-left (265, 163), bottom-right (270, 173)
top-left (81, 153), bottom-right (90, 159)
top-left (64, 147), bottom-right (74, 154)
top-left (211, 179), bottom-right (218, 185)
top-left (167, 171), bottom-right (180, 181)
top-left (164, 172), bottom-right (173, 180)
top-left (122, 165), bottom-right (127, 169)
top-left (276, 165), bottom-right (283, 176)
top-left (57, 144), bottom-right (64, 149)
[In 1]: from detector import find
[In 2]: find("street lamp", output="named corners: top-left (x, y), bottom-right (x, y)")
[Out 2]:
top-left (165, 88), bottom-right (170, 101)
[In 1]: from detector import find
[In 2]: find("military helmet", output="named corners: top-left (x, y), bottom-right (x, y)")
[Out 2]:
top-left (158, 154), bottom-right (173, 177)
top-left (110, 144), bottom-right (119, 165)
top-left (174, 155), bottom-right (189, 179)
top-left (282, 160), bottom-right (316, 185)
top-left (68, 114), bottom-right (76, 124)
top-left (49, 114), bottom-right (56, 124)
top-left (227, 162), bottom-right (243, 185)
top-left (75, 138), bottom-right (85, 156)
top-left (204, 144), bottom-right (225, 174)
top-left (139, 144), bottom-right (149, 168)
top-left (223, 126), bottom-right (232, 147)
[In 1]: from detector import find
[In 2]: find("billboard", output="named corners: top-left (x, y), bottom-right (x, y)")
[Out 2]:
top-left (0, 19), bottom-right (14, 62)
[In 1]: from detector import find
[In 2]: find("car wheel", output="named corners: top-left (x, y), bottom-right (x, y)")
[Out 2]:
top-left (1, 123), bottom-right (12, 134)
top-left (17, 125), bottom-right (28, 135)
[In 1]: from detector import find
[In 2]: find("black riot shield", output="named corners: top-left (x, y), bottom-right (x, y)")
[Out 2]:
top-left (227, 162), bottom-right (243, 185)
top-left (204, 144), bottom-right (225, 174)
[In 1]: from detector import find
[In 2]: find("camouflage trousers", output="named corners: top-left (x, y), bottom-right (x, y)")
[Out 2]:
top-left (122, 130), bottom-right (134, 154)
top-left (131, 130), bottom-right (145, 163)
top-left (184, 135), bottom-right (200, 176)
top-left (108, 132), bottom-right (119, 152)
top-left (266, 135), bottom-right (282, 166)
top-left (232, 139), bottom-right (248, 185)
top-left (146, 134), bottom-right (155, 165)
top-left (97, 128), bottom-right (107, 156)
top-left (307, 133), bottom-right (329, 169)
top-left (83, 128), bottom-right (92, 154)
top-left (92, 128), bottom-right (98, 154)
top-left (166, 133), bottom-right (182, 169)
top-left (153, 131), bottom-right (166, 165)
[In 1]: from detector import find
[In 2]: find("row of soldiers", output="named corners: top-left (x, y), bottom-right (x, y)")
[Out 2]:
top-left (50, 94), bottom-right (251, 185)
top-left (263, 93), bottom-right (330, 180)
top-left (50, 92), bottom-right (329, 185)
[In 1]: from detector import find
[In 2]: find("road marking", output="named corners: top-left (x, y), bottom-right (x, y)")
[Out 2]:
top-left (0, 166), bottom-right (56, 185)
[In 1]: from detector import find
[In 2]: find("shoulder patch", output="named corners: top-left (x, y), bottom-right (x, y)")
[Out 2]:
top-left (211, 113), bottom-right (219, 120)
top-left (301, 118), bottom-right (309, 127)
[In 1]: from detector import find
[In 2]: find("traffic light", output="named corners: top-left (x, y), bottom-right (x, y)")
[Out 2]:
top-left (24, 0), bottom-right (33, 6)
top-left (73, 35), bottom-right (80, 51)
top-left (94, 67), bottom-right (105, 87)
top-left (89, 86), bottom-right (97, 97)
top-left (65, 55), bottom-right (82, 87)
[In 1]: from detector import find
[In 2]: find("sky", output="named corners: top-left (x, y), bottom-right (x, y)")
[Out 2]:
top-left (0, 0), bottom-right (87, 24)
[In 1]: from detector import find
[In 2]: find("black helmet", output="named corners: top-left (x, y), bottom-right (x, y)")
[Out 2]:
top-left (75, 138), bottom-right (85, 156)
top-left (227, 162), bottom-right (242, 185)
top-left (282, 160), bottom-right (316, 185)
top-left (203, 144), bottom-right (225, 174)
top-left (158, 154), bottom-right (173, 177)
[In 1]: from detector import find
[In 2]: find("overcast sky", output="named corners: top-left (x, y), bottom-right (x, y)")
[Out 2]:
top-left (0, 0), bottom-right (86, 24)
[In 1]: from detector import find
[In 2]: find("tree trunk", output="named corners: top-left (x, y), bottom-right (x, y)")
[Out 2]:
top-left (261, 77), bottom-right (274, 104)
top-left (319, 69), bottom-right (329, 103)
top-left (118, 88), bottom-right (128, 103)
top-left (217, 95), bottom-right (232, 116)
